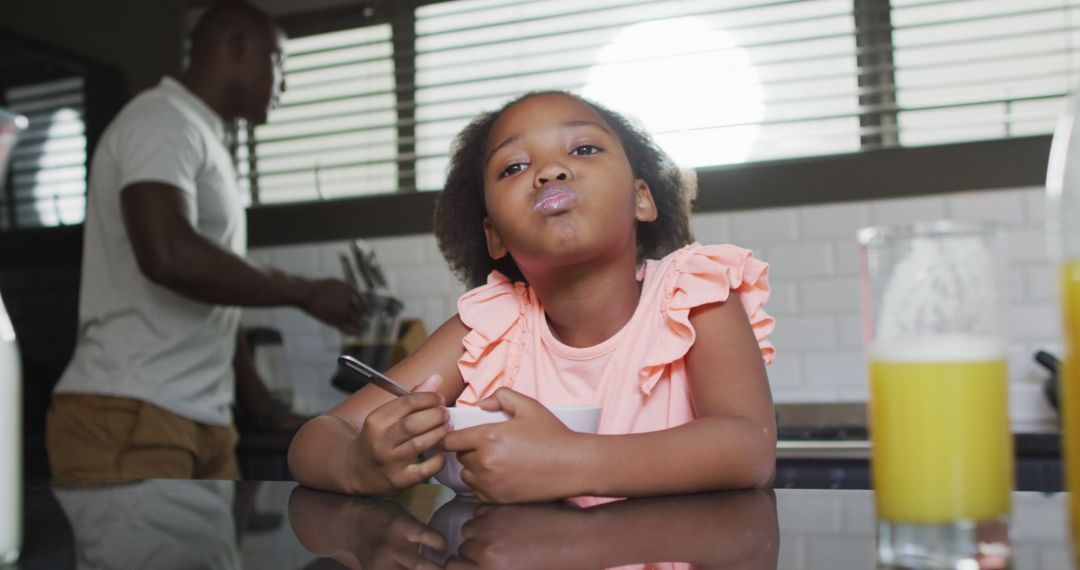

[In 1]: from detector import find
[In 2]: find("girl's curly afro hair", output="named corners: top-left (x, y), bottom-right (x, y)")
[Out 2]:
top-left (434, 91), bottom-right (696, 288)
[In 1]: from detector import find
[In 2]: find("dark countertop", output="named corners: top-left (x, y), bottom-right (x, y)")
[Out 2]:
top-left (11, 479), bottom-right (1070, 569)
top-left (228, 429), bottom-right (1063, 493)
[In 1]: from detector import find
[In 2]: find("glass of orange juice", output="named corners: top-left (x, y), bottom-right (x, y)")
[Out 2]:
top-left (1062, 261), bottom-right (1080, 564)
top-left (857, 221), bottom-right (1013, 568)
top-left (1047, 99), bottom-right (1080, 564)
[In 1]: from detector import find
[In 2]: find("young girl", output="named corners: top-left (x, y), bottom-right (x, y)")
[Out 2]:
top-left (288, 91), bottom-right (777, 503)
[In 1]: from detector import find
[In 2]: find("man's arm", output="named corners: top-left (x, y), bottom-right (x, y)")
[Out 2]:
top-left (121, 182), bottom-right (363, 331)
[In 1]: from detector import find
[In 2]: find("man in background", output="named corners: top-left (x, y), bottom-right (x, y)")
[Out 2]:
top-left (47, 0), bottom-right (363, 480)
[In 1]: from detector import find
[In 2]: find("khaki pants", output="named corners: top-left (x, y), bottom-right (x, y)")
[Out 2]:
top-left (47, 394), bottom-right (240, 480)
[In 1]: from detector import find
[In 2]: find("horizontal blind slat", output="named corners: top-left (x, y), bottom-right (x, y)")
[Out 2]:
top-left (252, 23), bottom-right (398, 202)
top-left (890, 0), bottom-right (1080, 147)
top-left (5, 77), bottom-right (87, 228)
top-left (414, 0), bottom-right (858, 184)
top-left (239, 0), bottom-right (1078, 206)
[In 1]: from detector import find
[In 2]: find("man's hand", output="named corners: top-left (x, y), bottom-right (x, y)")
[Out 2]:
top-left (297, 277), bottom-right (367, 334)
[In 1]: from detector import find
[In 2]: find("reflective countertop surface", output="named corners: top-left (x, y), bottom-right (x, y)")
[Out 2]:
top-left (12, 480), bottom-right (1070, 569)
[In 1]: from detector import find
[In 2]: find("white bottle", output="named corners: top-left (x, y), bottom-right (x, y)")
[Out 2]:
top-left (0, 294), bottom-right (21, 564)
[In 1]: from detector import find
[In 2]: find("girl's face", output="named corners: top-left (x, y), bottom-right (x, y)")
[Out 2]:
top-left (481, 93), bottom-right (657, 275)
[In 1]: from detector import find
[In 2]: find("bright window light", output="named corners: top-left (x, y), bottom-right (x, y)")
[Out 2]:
top-left (582, 17), bottom-right (764, 167)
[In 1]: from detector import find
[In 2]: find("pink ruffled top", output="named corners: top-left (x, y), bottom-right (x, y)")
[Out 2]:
top-left (455, 243), bottom-right (775, 435)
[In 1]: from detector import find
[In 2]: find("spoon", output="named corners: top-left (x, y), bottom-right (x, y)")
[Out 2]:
top-left (338, 354), bottom-right (411, 397)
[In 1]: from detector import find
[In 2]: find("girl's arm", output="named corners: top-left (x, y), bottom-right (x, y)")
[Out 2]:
top-left (577, 292), bottom-right (777, 496)
top-left (447, 293), bottom-right (775, 502)
top-left (287, 316), bottom-right (469, 495)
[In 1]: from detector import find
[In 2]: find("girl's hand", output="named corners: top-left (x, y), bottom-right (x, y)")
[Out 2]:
top-left (352, 374), bottom-right (451, 493)
top-left (443, 388), bottom-right (586, 503)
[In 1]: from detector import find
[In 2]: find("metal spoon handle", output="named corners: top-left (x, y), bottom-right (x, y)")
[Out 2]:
top-left (338, 354), bottom-right (411, 397)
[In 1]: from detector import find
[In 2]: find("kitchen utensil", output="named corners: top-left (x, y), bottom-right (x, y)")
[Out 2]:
top-left (337, 354), bottom-right (410, 397)
top-left (1034, 350), bottom-right (1060, 413)
top-left (339, 252), bottom-right (364, 293)
top-left (349, 240), bottom-right (383, 293)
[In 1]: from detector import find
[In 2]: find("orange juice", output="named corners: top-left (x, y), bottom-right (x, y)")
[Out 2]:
top-left (870, 337), bottom-right (1013, 524)
top-left (1062, 261), bottom-right (1080, 553)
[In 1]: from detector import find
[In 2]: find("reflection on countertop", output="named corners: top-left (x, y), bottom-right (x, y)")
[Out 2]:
top-left (289, 486), bottom-right (779, 570)
top-left (14, 479), bottom-right (1070, 570)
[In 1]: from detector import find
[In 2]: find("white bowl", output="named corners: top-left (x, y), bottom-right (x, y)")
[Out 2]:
top-left (433, 404), bottom-right (602, 495)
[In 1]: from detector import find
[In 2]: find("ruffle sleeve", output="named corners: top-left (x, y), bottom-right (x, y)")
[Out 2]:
top-left (639, 243), bottom-right (776, 395)
top-left (455, 271), bottom-right (529, 405)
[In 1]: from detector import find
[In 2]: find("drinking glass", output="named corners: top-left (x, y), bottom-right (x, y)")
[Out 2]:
top-left (0, 108), bottom-right (25, 565)
top-left (857, 221), bottom-right (1013, 568)
top-left (1046, 85), bottom-right (1080, 566)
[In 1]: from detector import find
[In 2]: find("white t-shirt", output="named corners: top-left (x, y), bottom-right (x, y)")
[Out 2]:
top-left (54, 77), bottom-right (246, 426)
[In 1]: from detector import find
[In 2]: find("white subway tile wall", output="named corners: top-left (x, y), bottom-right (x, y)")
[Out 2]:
top-left (246, 186), bottom-right (1061, 424)
top-left (689, 211), bottom-right (731, 244)
top-left (799, 202), bottom-right (871, 240)
top-left (1011, 493), bottom-right (1071, 568)
top-left (732, 209), bottom-right (799, 244)
top-left (764, 353), bottom-right (803, 390)
top-left (868, 195), bottom-right (947, 226)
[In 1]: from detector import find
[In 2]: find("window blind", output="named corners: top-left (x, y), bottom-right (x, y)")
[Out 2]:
top-left (5, 76), bottom-right (87, 228)
top-left (10, 1), bottom-right (1080, 225)
top-left (413, 0), bottom-right (862, 191)
top-left (891, 0), bottom-right (1080, 146)
top-left (250, 24), bottom-right (398, 204)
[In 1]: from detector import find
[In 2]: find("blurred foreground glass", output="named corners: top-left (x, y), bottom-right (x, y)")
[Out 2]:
top-left (857, 221), bottom-right (1013, 568)
top-left (1, 108), bottom-right (26, 565)
top-left (1046, 86), bottom-right (1080, 567)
